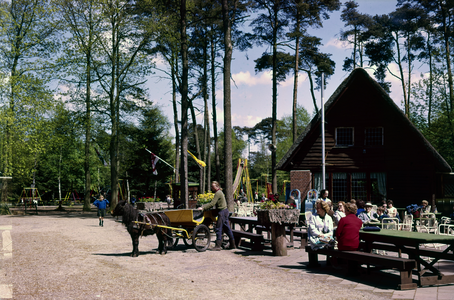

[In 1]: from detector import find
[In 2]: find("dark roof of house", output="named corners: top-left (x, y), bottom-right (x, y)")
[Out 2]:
top-left (276, 68), bottom-right (452, 172)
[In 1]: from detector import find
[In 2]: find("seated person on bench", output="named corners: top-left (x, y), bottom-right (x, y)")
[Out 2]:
top-left (336, 202), bottom-right (363, 251)
top-left (358, 202), bottom-right (378, 224)
top-left (333, 201), bottom-right (346, 226)
top-left (308, 199), bottom-right (334, 250)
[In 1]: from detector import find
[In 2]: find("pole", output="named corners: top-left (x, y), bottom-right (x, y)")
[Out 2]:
top-left (321, 72), bottom-right (326, 190)
top-left (154, 181), bottom-right (157, 201)
top-left (126, 171), bottom-right (130, 203)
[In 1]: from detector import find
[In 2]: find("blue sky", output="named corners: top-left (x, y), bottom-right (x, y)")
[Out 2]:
top-left (149, 0), bottom-right (410, 139)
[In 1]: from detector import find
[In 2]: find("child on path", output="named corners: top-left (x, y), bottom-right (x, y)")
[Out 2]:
top-left (93, 195), bottom-right (109, 227)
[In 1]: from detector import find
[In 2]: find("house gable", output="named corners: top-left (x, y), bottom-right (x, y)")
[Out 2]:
top-left (277, 68), bottom-right (451, 174)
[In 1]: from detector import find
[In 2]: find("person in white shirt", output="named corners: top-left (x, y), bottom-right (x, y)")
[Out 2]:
top-left (333, 201), bottom-right (346, 225)
top-left (308, 199), bottom-right (334, 250)
top-left (358, 202), bottom-right (378, 224)
top-left (386, 200), bottom-right (398, 218)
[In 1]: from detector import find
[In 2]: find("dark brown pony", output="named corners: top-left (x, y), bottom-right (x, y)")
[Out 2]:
top-left (112, 200), bottom-right (172, 257)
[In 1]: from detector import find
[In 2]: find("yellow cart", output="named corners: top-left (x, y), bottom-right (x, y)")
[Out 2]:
top-left (161, 209), bottom-right (219, 252)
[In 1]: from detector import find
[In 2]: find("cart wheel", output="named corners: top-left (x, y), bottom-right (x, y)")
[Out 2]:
top-left (192, 224), bottom-right (211, 252)
top-left (183, 237), bottom-right (193, 247)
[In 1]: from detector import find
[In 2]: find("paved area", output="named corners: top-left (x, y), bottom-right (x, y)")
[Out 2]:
top-left (1, 206), bottom-right (453, 299)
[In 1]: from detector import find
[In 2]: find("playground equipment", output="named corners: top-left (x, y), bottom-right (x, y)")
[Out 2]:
top-left (233, 159), bottom-right (253, 203)
top-left (18, 187), bottom-right (42, 207)
top-left (63, 190), bottom-right (82, 204)
top-left (290, 189), bottom-right (301, 210)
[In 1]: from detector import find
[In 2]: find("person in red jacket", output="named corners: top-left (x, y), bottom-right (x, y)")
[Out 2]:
top-left (336, 202), bottom-right (363, 251)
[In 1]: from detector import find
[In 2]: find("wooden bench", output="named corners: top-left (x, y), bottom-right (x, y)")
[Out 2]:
top-left (232, 229), bottom-right (264, 251)
top-left (305, 245), bottom-right (417, 290)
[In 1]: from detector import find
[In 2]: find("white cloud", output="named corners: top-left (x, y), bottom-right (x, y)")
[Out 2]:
top-left (232, 114), bottom-right (263, 127)
top-left (232, 71), bottom-right (272, 86)
top-left (325, 38), bottom-right (351, 49)
top-left (154, 53), bottom-right (167, 68)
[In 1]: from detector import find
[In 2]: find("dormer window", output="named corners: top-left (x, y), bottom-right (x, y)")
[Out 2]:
top-left (335, 127), bottom-right (354, 146)
top-left (365, 127), bottom-right (383, 146)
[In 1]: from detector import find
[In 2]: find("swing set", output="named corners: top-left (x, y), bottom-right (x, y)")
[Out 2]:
top-left (233, 159), bottom-right (254, 203)
top-left (17, 187), bottom-right (42, 207)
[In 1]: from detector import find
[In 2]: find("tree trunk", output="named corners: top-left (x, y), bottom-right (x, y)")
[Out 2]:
top-left (271, 3), bottom-right (278, 195)
top-left (222, 0), bottom-right (234, 212)
top-left (171, 52), bottom-right (180, 183)
top-left (203, 41), bottom-right (209, 193)
top-left (211, 28), bottom-right (221, 183)
top-left (180, 0), bottom-right (189, 207)
top-left (83, 35), bottom-right (92, 212)
top-left (292, 7), bottom-right (300, 143)
top-left (109, 15), bottom-right (119, 210)
top-left (428, 32), bottom-right (433, 127)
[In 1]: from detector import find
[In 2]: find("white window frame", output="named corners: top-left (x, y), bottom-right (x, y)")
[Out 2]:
top-left (335, 127), bottom-right (354, 147)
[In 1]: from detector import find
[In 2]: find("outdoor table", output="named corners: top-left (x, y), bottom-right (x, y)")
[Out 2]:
top-left (360, 229), bottom-right (454, 287)
top-left (229, 216), bottom-right (260, 233)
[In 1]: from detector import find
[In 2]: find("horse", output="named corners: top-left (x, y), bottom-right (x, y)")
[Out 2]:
top-left (111, 200), bottom-right (172, 257)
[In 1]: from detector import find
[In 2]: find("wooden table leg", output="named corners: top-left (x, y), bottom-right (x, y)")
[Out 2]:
top-left (271, 223), bottom-right (287, 256)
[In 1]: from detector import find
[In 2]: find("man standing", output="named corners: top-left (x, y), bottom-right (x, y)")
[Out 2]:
top-left (198, 181), bottom-right (236, 250)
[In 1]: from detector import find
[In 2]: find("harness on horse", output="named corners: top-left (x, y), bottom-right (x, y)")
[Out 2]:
top-left (134, 212), bottom-right (167, 237)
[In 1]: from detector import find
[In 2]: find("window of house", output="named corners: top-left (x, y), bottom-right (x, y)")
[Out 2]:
top-left (351, 173), bottom-right (367, 200)
top-left (365, 127), bottom-right (383, 146)
top-left (335, 127), bottom-right (354, 146)
top-left (332, 173), bottom-right (347, 202)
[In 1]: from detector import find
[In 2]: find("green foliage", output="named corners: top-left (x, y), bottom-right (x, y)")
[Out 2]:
top-left (277, 103), bottom-right (311, 161)
top-left (410, 69), bottom-right (454, 167)
top-left (120, 106), bottom-right (173, 200)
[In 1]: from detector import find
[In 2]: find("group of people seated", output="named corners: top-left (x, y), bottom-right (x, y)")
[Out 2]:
top-left (307, 199), bottom-right (363, 251)
top-left (307, 194), bottom-right (412, 251)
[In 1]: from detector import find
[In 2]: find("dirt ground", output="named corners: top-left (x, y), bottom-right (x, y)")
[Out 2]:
top-left (0, 207), bottom-right (391, 300)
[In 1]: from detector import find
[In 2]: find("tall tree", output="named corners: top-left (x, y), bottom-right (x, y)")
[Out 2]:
top-left (339, 0), bottom-right (372, 71)
top-left (220, 0), bottom-right (248, 209)
top-left (0, 0), bottom-right (60, 203)
top-left (58, 0), bottom-right (102, 211)
top-left (222, 0), bottom-right (234, 210)
top-left (287, 0), bottom-right (340, 142)
top-left (250, 0), bottom-right (290, 194)
top-left (94, 0), bottom-right (153, 208)
top-left (364, 4), bottom-right (425, 115)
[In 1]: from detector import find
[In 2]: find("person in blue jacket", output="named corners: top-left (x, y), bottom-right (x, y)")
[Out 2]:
top-left (93, 194), bottom-right (109, 227)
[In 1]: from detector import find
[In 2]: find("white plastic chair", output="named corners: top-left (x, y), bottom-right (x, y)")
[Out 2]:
top-left (438, 223), bottom-right (454, 235)
top-left (416, 213), bottom-right (438, 234)
top-left (381, 218), bottom-right (399, 230)
top-left (399, 214), bottom-right (413, 231)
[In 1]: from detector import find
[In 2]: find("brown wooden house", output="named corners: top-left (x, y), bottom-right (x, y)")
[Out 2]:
top-left (277, 68), bottom-right (451, 208)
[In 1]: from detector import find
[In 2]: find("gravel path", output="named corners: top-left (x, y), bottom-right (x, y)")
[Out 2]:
top-left (0, 209), bottom-right (391, 300)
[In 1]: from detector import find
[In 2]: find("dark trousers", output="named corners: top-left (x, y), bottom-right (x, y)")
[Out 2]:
top-left (216, 209), bottom-right (234, 241)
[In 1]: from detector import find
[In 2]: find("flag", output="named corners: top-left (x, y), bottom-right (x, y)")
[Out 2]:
top-left (150, 152), bottom-right (159, 175)
top-left (187, 150), bottom-right (206, 168)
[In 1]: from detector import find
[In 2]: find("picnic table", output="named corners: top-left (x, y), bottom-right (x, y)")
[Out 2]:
top-left (229, 216), bottom-right (260, 232)
top-left (229, 216), bottom-right (303, 254)
top-left (360, 229), bottom-right (454, 287)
